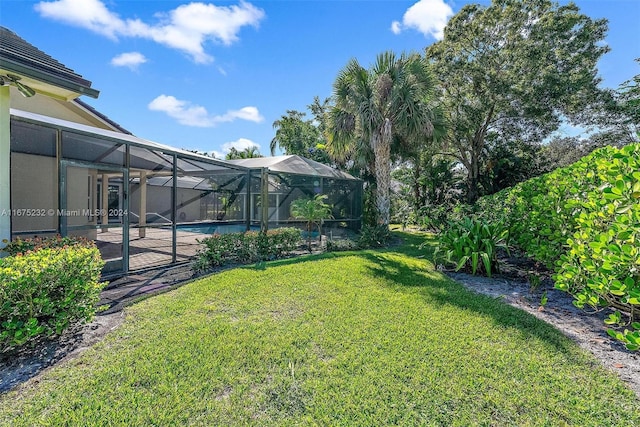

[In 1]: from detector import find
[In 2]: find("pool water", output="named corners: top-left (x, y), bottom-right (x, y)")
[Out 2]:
top-left (177, 224), bottom-right (259, 235)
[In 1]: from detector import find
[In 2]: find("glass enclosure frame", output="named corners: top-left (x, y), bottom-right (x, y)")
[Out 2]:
top-left (8, 111), bottom-right (362, 276)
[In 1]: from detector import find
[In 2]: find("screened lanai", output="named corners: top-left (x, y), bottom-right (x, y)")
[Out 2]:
top-left (9, 109), bottom-right (255, 275)
top-left (228, 156), bottom-right (362, 235)
top-left (8, 110), bottom-right (362, 276)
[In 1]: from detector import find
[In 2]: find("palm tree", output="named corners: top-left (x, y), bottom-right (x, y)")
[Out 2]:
top-left (326, 51), bottom-right (445, 226)
top-left (270, 110), bottom-right (321, 156)
top-left (225, 146), bottom-right (263, 160)
top-left (290, 194), bottom-right (333, 252)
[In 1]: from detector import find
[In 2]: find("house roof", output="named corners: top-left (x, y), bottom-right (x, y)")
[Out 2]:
top-left (72, 99), bottom-right (132, 134)
top-left (226, 155), bottom-right (359, 180)
top-left (0, 26), bottom-right (99, 100)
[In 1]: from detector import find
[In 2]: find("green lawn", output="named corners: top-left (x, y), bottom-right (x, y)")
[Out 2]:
top-left (1, 232), bottom-right (638, 426)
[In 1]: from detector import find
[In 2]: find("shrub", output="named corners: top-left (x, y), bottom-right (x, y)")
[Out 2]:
top-left (2, 235), bottom-right (95, 256)
top-left (357, 225), bottom-right (392, 249)
top-left (473, 143), bottom-right (640, 350)
top-left (434, 218), bottom-right (510, 277)
top-left (194, 228), bottom-right (302, 272)
top-left (326, 238), bottom-right (359, 252)
top-left (0, 244), bottom-right (105, 351)
top-left (553, 144), bottom-right (640, 318)
top-left (416, 205), bottom-right (448, 232)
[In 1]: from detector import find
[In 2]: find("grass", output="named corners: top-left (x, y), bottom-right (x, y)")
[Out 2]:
top-left (1, 232), bottom-right (638, 426)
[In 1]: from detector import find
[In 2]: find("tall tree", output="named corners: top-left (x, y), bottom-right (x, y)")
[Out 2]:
top-left (270, 109), bottom-right (331, 163)
top-left (327, 51), bottom-right (444, 226)
top-left (225, 146), bottom-right (263, 160)
top-left (588, 59), bottom-right (640, 147)
top-left (426, 0), bottom-right (609, 202)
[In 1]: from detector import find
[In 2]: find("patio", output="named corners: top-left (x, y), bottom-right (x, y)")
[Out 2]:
top-left (96, 227), bottom-right (205, 272)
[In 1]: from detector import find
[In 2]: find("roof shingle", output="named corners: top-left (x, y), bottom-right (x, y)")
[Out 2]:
top-left (0, 26), bottom-right (99, 98)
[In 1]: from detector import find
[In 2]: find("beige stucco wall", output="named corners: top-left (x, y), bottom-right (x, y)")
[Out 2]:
top-left (10, 87), bottom-right (118, 131)
top-left (10, 152), bottom-right (58, 233)
top-left (61, 165), bottom-right (98, 240)
top-left (129, 185), bottom-right (202, 223)
top-left (0, 86), bottom-right (10, 248)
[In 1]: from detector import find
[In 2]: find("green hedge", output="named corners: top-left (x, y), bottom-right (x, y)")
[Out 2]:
top-left (2, 235), bottom-right (96, 256)
top-left (474, 144), bottom-right (640, 350)
top-left (0, 240), bottom-right (105, 351)
top-left (194, 228), bottom-right (302, 272)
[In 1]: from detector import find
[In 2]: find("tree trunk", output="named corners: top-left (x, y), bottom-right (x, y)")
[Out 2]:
top-left (467, 104), bottom-right (494, 204)
top-left (467, 135), bottom-right (482, 204)
top-left (412, 161), bottom-right (422, 213)
top-left (372, 120), bottom-right (392, 226)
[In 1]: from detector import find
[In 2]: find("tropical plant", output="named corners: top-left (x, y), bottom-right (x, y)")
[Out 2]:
top-left (194, 228), bottom-right (302, 271)
top-left (326, 51), bottom-right (444, 226)
top-left (434, 218), bottom-right (510, 277)
top-left (225, 146), bottom-right (263, 160)
top-left (357, 224), bottom-right (392, 249)
top-left (427, 0), bottom-right (609, 202)
top-left (270, 109), bottom-right (331, 164)
top-left (290, 194), bottom-right (333, 252)
top-left (473, 143), bottom-right (640, 350)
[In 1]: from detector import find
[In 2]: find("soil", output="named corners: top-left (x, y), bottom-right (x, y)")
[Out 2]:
top-left (0, 311), bottom-right (126, 393)
top-left (1, 242), bottom-right (639, 399)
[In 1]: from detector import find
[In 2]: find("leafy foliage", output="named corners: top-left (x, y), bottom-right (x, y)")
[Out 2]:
top-left (427, 0), bottom-right (609, 202)
top-left (2, 235), bottom-right (95, 256)
top-left (357, 225), bottom-right (392, 249)
top-left (434, 218), bottom-right (510, 277)
top-left (194, 228), bottom-right (302, 272)
top-left (0, 241), bottom-right (105, 351)
top-left (392, 154), bottom-right (463, 223)
top-left (587, 58), bottom-right (640, 147)
top-left (224, 146), bottom-right (263, 160)
top-left (270, 109), bottom-right (331, 164)
top-left (474, 143), bottom-right (640, 349)
top-left (327, 51), bottom-right (445, 226)
top-left (290, 194), bottom-right (333, 252)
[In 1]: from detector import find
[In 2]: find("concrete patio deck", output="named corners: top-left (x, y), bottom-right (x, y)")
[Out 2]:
top-left (96, 227), bottom-right (204, 271)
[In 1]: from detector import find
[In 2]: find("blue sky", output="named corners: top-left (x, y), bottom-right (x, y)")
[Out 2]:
top-left (1, 0), bottom-right (638, 157)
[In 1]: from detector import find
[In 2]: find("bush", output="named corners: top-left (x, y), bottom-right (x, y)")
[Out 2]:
top-left (357, 225), bottom-right (392, 249)
top-left (417, 204), bottom-right (471, 233)
top-left (2, 235), bottom-right (95, 256)
top-left (194, 228), bottom-right (302, 272)
top-left (473, 143), bottom-right (640, 350)
top-left (0, 243), bottom-right (105, 352)
top-left (434, 218), bottom-right (510, 277)
top-left (326, 238), bottom-right (359, 252)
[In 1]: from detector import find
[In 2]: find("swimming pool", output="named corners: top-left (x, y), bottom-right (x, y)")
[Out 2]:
top-left (177, 223), bottom-right (260, 235)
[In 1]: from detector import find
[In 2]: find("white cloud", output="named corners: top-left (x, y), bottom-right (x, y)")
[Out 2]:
top-left (148, 95), bottom-right (264, 127)
top-left (390, 21), bottom-right (402, 35)
top-left (222, 138), bottom-right (260, 153)
top-left (111, 52), bottom-right (147, 70)
top-left (391, 0), bottom-right (454, 40)
top-left (35, 0), bottom-right (126, 39)
top-left (148, 95), bottom-right (211, 127)
top-left (214, 106), bottom-right (264, 124)
top-left (35, 0), bottom-right (265, 63)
